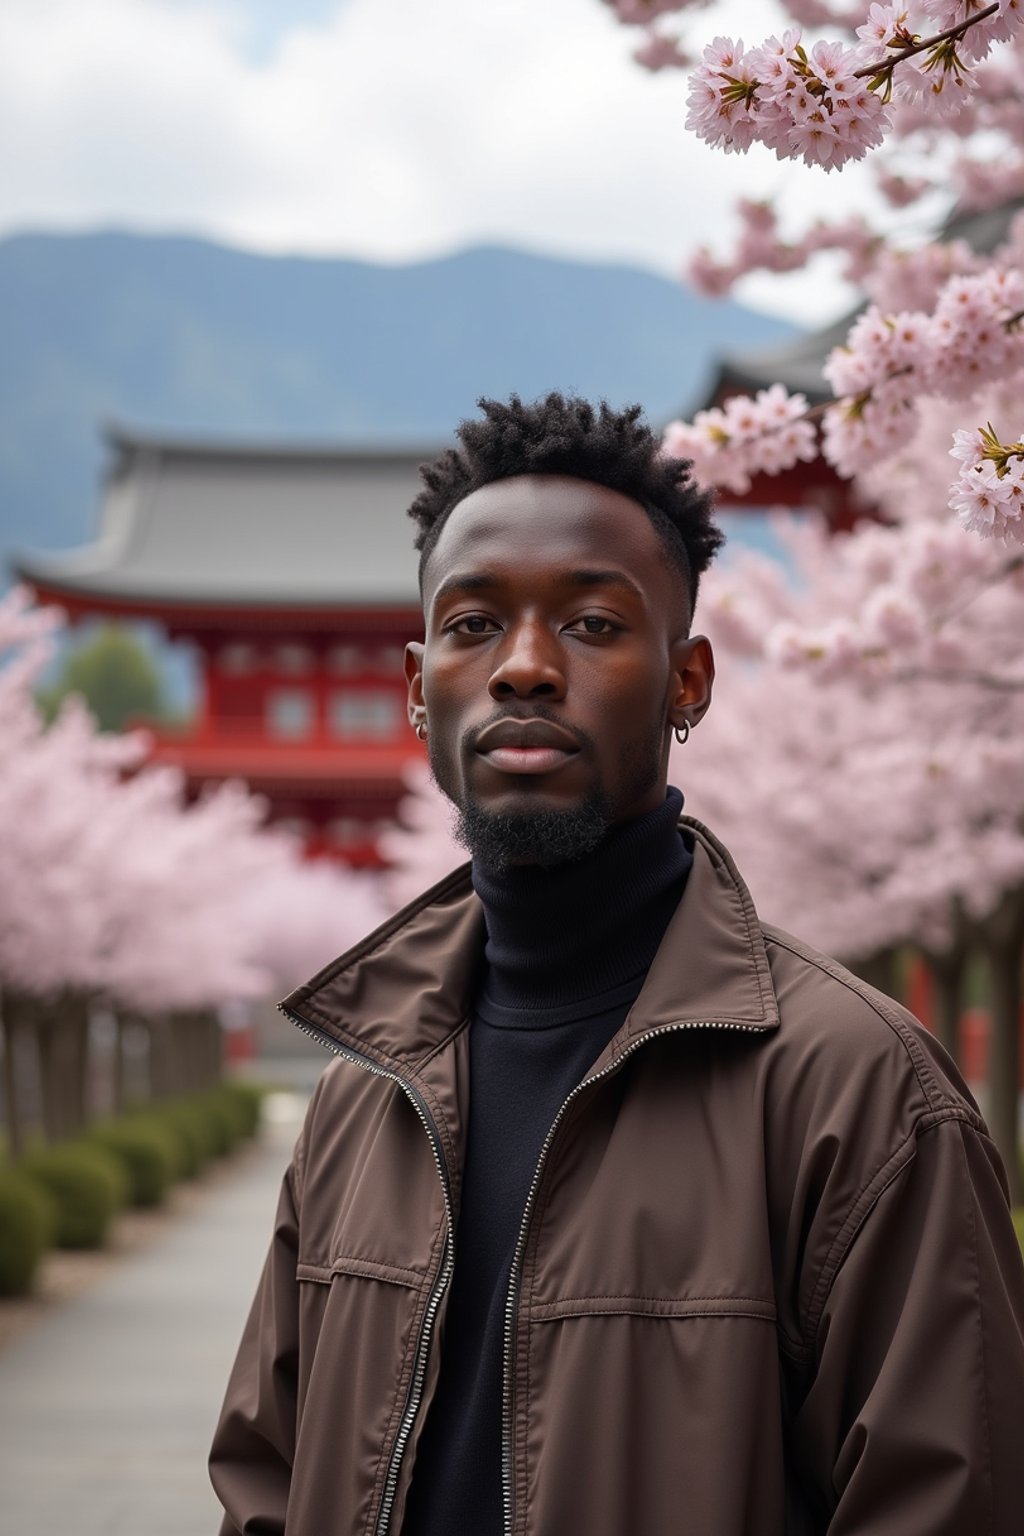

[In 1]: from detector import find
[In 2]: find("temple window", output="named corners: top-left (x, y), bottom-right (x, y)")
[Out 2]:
top-left (266, 687), bottom-right (315, 740)
top-left (217, 641), bottom-right (259, 675)
top-left (275, 816), bottom-right (314, 841)
top-left (272, 642), bottom-right (315, 675)
top-left (375, 644), bottom-right (406, 675)
top-left (328, 688), bottom-right (401, 741)
top-left (327, 643), bottom-right (367, 675)
top-left (327, 816), bottom-right (364, 847)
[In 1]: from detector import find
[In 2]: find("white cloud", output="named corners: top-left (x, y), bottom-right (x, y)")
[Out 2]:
top-left (0, 0), bottom-right (881, 322)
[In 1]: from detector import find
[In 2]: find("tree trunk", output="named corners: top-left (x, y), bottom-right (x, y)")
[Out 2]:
top-left (63, 993), bottom-right (91, 1136)
top-left (1, 989), bottom-right (28, 1159)
top-left (176, 1011), bottom-right (199, 1094)
top-left (113, 1010), bottom-right (128, 1113)
top-left (850, 948), bottom-right (898, 999)
top-left (207, 1010), bottom-right (223, 1087)
top-left (924, 944), bottom-right (967, 1068)
top-left (113, 1009), bottom-right (152, 1111)
top-left (148, 1015), bottom-right (176, 1101)
top-left (983, 887), bottom-right (1024, 1206)
top-left (35, 1004), bottom-right (65, 1143)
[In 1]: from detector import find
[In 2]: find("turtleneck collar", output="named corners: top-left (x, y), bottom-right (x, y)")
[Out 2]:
top-left (471, 785), bottom-right (691, 1014)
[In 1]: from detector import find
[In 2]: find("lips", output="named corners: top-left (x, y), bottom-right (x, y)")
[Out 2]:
top-left (473, 717), bottom-right (580, 776)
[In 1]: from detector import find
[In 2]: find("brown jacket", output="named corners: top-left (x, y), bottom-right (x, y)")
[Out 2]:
top-left (210, 818), bottom-right (1024, 1536)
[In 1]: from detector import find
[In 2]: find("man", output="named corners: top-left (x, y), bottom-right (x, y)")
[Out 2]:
top-left (210, 394), bottom-right (1024, 1536)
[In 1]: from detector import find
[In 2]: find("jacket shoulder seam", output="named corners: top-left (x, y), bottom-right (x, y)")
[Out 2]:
top-left (958, 1122), bottom-right (996, 1533)
top-left (761, 924), bottom-right (969, 1117)
top-left (794, 1107), bottom-right (983, 1359)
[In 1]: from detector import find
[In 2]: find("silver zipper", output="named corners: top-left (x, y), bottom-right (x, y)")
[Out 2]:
top-left (500, 1017), bottom-right (764, 1536)
top-left (280, 1003), bottom-right (455, 1536)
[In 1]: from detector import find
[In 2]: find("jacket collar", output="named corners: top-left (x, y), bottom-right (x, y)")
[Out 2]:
top-left (280, 816), bottom-right (779, 1076)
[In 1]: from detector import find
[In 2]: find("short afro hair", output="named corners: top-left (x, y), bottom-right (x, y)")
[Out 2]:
top-left (409, 393), bottom-right (723, 617)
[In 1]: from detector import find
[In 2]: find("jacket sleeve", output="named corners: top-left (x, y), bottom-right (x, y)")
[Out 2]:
top-left (208, 1159), bottom-right (301, 1536)
top-left (789, 1113), bottom-right (1024, 1534)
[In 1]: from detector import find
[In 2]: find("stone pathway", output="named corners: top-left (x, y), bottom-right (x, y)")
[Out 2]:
top-left (0, 1093), bottom-right (307, 1536)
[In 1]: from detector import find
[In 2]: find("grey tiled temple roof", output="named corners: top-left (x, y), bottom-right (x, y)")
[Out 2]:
top-left (706, 311), bottom-right (853, 406)
top-left (13, 427), bottom-right (436, 607)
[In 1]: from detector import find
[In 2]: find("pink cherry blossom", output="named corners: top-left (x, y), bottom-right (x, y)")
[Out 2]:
top-left (633, 30), bottom-right (691, 71)
top-left (604, 0), bottom-right (696, 23)
top-left (685, 38), bottom-right (764, 154)
top-left (856, 4), bottom-right (915, 50)
top-left (0, 598), bottom-right (381, 1014)
top-left (662, 383), bottom-right (817, 493)
top-left (949, 429), bottom-right (1024, 540)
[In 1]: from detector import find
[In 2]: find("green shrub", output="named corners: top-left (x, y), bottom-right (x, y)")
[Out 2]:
top-left (0, 1168), bottom-right (56, 1296)
top-left (88, 1118), bottom-right (178, 1207)
top-left (196, 1089), bottom-right (241, 1157)
top-left (1013, 1207), bottom-right (1024, 1256)
top-left (135, 1085), bottom-right (261, 1181)
top-left (152, 1100), bottom-right (214, 1177)
top-left (213, 1083), bottom-right (255, 1143)
top-left (19, 1143), bottom-right (127, 1249)
top-left (222, 1080), bottom-right (264, 1139)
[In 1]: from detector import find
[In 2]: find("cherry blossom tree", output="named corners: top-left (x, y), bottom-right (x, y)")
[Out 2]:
top-left (676, 443), bottom-right (1024, 1194)
top-left (601, 0), bottom-right (1024, 544)
top-left (0, 588), bottom-right (378, 1150)
top-left (378, 761), bottom-right (465, 909)
top-left (590, 0), bottom-right (1024, 1194)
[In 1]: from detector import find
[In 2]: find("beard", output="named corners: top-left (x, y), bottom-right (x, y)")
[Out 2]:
top-left (451, 787), bottom-right (612, 871)
top-left (427, 712), bottom-right (665, 872)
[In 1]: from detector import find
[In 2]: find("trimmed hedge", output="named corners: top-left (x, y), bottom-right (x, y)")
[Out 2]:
top-left (144, 1085), bottom-right (262, 1177)
top-left (1014, 1207), bottom-right (1023, 1256)
top-left (196, 1088), bottom-right (243, 1157)
top-left (0, 1168), bottom-right (56, 1296)
top-left (19, 1142), bottom-right (127, 1249)
top-left (88, 1118), bottom-right (179, 1208)
top-left (222, 1080), bottom-right (264, 1139)
top-left (152, 1099), bottom-right (217, 1177)
top-left (0, 1079), bottom-right (265, 1297)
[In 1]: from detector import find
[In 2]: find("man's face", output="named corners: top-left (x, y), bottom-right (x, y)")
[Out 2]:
top-left (405, 475), bottom-right (714, 866)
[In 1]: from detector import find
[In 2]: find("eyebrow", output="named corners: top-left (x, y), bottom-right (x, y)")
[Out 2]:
top-left (431, 572), bottom-right (500, 606)
top-left (431, 568), bottom-right (645, 607)
top-left (564, 568), bottom-right (645, 601)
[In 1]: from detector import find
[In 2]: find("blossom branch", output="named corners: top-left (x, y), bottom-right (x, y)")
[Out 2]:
top-left (685, 4), bottom-right (1023, 172)
top-left (889, 665), bottom-right (1024, 691)
top-left (852, 3), bottom-right (1000, 81)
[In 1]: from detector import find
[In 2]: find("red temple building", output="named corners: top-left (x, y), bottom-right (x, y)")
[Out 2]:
top-left (14, 427), bottom-right (434, 866)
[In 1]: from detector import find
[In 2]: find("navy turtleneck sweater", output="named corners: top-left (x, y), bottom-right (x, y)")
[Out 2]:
top-left (400, 788), bottom-right (692, 1536)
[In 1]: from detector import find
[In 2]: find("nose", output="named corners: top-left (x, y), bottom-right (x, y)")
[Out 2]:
top-left (487, 620), bottom-right (566, 702)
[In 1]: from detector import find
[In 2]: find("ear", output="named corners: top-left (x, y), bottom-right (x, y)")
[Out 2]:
top-left (667, 634), bottom-right (715, 736)
top-left (405, 642), bottom-right (426, 733)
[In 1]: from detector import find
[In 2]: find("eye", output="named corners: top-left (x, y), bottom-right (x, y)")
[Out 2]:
top-left (443, 613), bottom-right (498, 636)
top-left (568, 614), bottom-right (619, 637)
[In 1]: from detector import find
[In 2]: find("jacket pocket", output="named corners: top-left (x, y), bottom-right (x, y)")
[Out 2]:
top-left (517, 1300), bottom-right (785, 1536)
top-left (290, 1263), bottom-right (429, 1536)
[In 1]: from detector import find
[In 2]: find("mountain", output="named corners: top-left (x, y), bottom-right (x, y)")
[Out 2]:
top-left (0, 230), bottom-right (795, 568)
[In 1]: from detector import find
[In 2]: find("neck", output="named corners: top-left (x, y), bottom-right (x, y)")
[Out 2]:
top-left (471, 786), bottom-right (690, 1012)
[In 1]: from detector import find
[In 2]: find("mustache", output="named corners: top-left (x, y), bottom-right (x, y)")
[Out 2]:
top-left (461, 705), bottom-right (594, 757)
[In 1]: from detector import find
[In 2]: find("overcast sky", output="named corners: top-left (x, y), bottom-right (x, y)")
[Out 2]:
top-left (0, 0), bottom-right (894, 323)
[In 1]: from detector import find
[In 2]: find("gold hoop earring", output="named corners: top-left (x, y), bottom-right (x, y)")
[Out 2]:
top-left (415, 721), bottom-right (427, 742)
